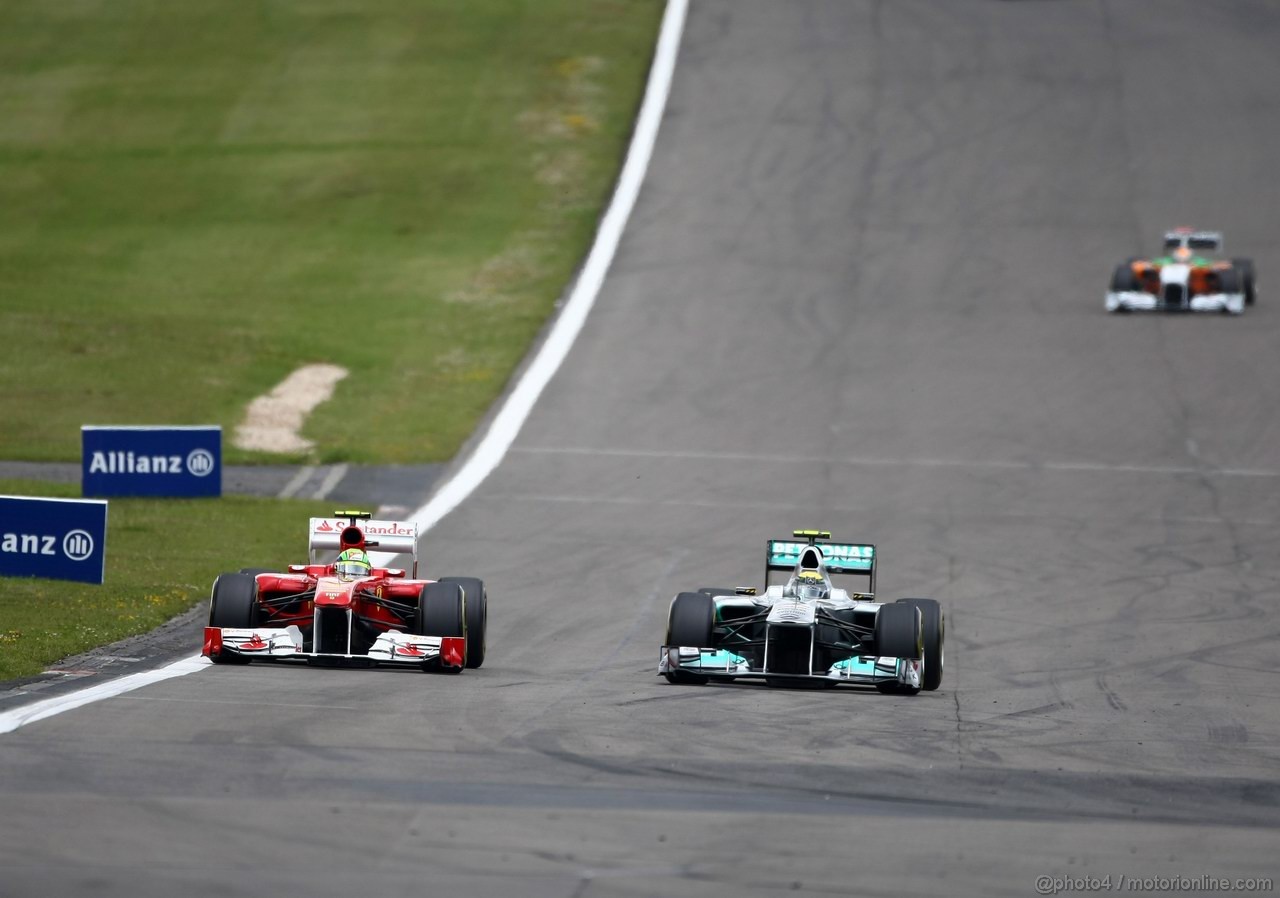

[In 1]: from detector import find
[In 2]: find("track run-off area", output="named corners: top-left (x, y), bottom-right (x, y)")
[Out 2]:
top-left (3, 2), bottom-right (1279, 896)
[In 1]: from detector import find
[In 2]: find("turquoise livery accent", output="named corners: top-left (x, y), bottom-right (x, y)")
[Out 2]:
top-left (830, 656), bottom-right (884, 674)
top-left (683, 649), bottom-right (747, 670)
top-left (767, 540), bottom-right (874, 572)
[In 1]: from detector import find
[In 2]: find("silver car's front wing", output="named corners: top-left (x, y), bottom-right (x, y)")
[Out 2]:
top-left (659, 645), bottom-right (922, 689)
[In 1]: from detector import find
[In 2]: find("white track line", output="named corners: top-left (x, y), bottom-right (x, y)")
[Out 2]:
top-left (0, 656), bottom-right (208, 735)
top-left (510, 445), bottom-right (1280, 478)
top-left (312, 464), bottom-right (348, 500)
top-left (0, 0), bottom-right (688, 736)
top-left (468, 492), bottom-right (1280, 527)
top-left (371, 0), bottom-right (688, 564)
top-left (277, 465), bottom-right (316, 499)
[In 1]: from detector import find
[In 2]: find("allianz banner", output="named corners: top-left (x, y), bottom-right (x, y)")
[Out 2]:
top-left (82, 426), bottom-right (222, 498)
top-left (0, 495), bottom-right (108, 584)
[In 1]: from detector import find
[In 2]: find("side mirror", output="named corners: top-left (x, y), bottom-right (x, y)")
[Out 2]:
top-left (386, 568), bottom-right (405, 578)
top-left (288, 564), bottom-right (306, 573)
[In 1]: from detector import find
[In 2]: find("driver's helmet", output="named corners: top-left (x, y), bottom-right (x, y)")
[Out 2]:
top-left (794, 570), bottom-right (828, 601)
top-left (1173, 246), bottom-right (1193, 263)
top-left (334, 548), bottom-right (371, 579)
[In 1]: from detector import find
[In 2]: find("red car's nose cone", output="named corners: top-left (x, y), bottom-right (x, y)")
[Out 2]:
top-left (315, 576), bottom-right (357, 607)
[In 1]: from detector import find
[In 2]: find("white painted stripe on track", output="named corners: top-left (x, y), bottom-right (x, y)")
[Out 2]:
top-left (312, 463), bottom-right (348, 500)
top-left (0, 0), bottom-right (689, 734)
top-left (0, 655), bottom-right (209, 735)
top-left (472, 491), bottom-right (1280, 526)
top-left (118, 695), bottom-right (362, 710)
top-left (370, 0), bottom-right (688, 566)
top-left (510, 445), bottom-right (1280, 478)
top-left (277, 464), bottom-right (315, 499)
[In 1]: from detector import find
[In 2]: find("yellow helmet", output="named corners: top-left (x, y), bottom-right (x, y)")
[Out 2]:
top-left (794, 570), bottom-right (828, 601)
top-left (335, 548), bottom-right (371, 579)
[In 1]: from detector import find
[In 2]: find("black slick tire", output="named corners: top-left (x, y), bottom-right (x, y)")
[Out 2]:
top-left (1110, 263), bottom-right (1140, 292)
top-left (873, 602), bottom-right (921, 660)
top-left (896, 598), bottom-right (944, 691)
top-left (1217, 266), bottom-right (1240, 296)
top-left (665, 591), bottom-right (715, 685)
top-left (1232, 258), bottom-right (1256, 306)
top-left (416, 582), bottom-right (466, 673)
top-left (208, 573), bottom-right (258, 665)
top-left (438, 577), bottom-right (487, 669)
top-left (873, 603), bottom-right (922, 695)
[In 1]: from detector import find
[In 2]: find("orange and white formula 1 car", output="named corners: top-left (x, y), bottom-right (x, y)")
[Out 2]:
top-left (1106, 228), bottom-right (1256, 314)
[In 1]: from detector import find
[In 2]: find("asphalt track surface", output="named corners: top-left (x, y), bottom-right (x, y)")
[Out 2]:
top-left (3, 2), bottom-right (1280, 896)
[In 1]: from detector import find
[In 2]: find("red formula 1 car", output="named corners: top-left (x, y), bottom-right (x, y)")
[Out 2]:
top-left (202, 511), bottom-right (487, 673)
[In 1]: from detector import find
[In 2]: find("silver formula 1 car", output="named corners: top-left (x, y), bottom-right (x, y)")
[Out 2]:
top-left (1106, 228), bottom-right (1257, 314)
top-left (658, 530), bottom-right (944, 693)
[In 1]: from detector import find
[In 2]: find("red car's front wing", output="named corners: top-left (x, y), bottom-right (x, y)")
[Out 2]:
top-left (203, 626), bottom-right (466, 671)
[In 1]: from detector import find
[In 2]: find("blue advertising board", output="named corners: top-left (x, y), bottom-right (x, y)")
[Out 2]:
top-left (82, 426), bottom-right (222, 498)
top-left (0, 495), bottom-right (108, 585)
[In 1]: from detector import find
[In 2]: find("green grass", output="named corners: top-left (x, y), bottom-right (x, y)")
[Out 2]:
top-left (0, 0), bottom-right (663, 464)
top-left (0, 479), bottom-right (334, 681)
top-left (0, 2), bottom-right (663, 679)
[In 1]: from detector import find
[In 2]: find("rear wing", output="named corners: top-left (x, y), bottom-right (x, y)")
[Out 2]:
top-left (1164, 229), bottom-right (1222, 252)
top-left (766, 535), bottom-right (876, 595)
top-left (308, 512), bottom-right (419, 576)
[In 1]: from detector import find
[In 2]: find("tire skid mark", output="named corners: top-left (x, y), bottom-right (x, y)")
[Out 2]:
top-left (1096, 674), bottom-right (1127, 712)
top-left (493, 548), bottom-right (688, 752)
top-left (1207, 723), bottom-right (1249, 745)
